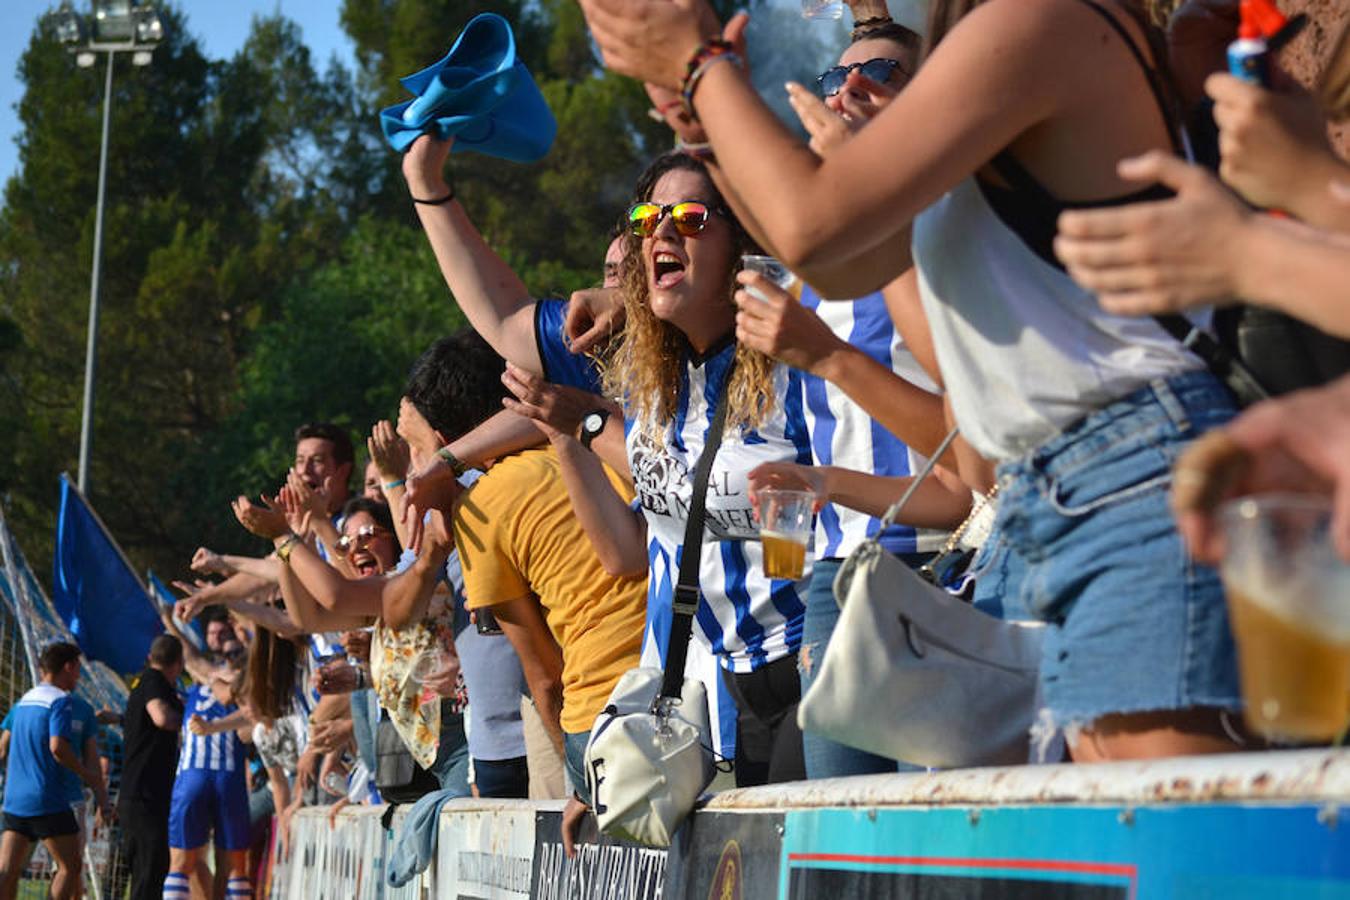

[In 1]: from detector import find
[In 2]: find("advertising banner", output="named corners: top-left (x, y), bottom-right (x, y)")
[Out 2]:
top-left (664, 810), bottom-right (784, 900)
top-left (531, 810), bottom-right (669, 900)
top-left (780, 804), bottom-right (1350, 899)
top-left (435, 806), bottom-right (538, 898)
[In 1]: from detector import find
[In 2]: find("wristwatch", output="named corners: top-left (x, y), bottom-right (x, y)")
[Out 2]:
top-left (578, 409), bottom-right (612, 450)
top-left (274, 533), bottom-right (301, 564)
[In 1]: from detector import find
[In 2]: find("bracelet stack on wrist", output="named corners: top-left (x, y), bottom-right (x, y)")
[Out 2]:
top-left (679, 40), bottom-right (743, 122)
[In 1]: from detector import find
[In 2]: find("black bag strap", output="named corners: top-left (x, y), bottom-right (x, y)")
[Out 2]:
top-left (659, 361), bottom-right (735, 703)
top-left (1151, 313), bottom-right (1269, 407)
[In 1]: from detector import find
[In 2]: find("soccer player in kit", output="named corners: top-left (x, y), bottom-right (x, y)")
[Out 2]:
top-left (0, 642), bottom-right (109, 900)
top-left (163, 669), bottom-right (252, 900)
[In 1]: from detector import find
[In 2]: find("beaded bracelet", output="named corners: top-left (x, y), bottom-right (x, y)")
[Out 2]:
top-left (679, 40), bottom-right (741, 122)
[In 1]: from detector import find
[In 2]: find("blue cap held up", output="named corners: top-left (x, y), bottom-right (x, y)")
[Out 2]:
top-left (379, 13), bottom-right (557, 163)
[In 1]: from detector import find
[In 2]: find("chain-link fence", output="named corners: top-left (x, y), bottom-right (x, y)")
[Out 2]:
top-left (0, 508), bottom-right (129, 898)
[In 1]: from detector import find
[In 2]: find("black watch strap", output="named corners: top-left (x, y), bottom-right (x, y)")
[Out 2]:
top-left (579, 409), bottom-right (611, 450)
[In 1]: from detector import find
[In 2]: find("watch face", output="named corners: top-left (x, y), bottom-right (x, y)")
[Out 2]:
top-left (584, 412), bottom-right (604, 434)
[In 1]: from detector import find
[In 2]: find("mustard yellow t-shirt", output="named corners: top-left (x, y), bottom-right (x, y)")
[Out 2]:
top-left (453, 448), bottom-right (646, 734)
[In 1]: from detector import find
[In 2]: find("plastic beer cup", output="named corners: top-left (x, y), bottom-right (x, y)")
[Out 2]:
top-left (1219, 494), bottom-right (1350, 742)
top-left (740, 255), bottom-right (798, 303)
top-left (758, 488), bottom-right (814, 581)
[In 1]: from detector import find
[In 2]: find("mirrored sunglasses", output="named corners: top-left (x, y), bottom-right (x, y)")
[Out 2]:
top-left (816, 57), bottom-right (902, 97)
top-left (627, 200), bottom-right (722, 238)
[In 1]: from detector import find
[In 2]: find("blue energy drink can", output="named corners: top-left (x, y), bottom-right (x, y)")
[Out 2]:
top-left (1228, 34), bottom-right (1270, 86)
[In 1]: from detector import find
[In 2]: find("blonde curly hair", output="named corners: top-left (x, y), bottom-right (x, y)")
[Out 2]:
top-left (602, 153), bottom-right (778, 442)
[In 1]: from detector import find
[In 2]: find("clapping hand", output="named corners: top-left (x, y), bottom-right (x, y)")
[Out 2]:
top-left (368, 420), bottom-right (411, 486)
top-left (231, 493), bottom-right (290, 541)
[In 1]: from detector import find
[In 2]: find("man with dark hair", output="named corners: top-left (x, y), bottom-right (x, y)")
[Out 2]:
top-left (119, 635), bottom-right (185, 900)
top-left (293, 422), bottom-right (354, 502)
top-left (0, 643), bottom-right (109, 900)
top-left (403, 331), bottom-right (512, 442)
top-left (397, 329), bottom-right (647, 832)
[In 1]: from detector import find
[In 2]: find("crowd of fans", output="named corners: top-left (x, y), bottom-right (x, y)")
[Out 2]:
top-left (3, 0), bottom-right (1349, 895)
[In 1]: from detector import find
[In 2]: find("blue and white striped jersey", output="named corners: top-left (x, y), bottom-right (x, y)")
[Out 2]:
top-left (798, 286), bottom-right (948, 558)
top-left (177, 685), bottom-right (246, 775)
top-left (535, 300), bottom-right (810, 675)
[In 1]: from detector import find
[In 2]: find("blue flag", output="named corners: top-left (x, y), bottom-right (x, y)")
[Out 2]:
top-left (147, 570), bottom-right (204, 652)
top-left (52, 474), bottom-right (162, 674)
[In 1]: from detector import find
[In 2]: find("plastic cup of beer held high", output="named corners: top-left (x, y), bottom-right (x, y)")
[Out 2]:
top-left (758, 489), bottom-right (814, 581)
top-left (1219, 494), bottom-right (1350, 742)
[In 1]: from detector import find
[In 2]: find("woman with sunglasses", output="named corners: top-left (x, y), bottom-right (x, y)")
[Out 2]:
top-left (403, 138), bottom-right (809, 785)
top-left (720, 16), bottom-right (986, 780)
top-left (577, 0), bottom-right (1248, 762)
top-left (233, 494), bottom-right (473, 794)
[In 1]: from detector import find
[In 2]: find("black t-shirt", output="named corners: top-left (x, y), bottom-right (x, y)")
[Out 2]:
top-left (118, 667), bottom-right (183, 813)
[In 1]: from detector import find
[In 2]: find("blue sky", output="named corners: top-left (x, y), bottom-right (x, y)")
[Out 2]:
top-left (0, 1), bottom-right (357, 183)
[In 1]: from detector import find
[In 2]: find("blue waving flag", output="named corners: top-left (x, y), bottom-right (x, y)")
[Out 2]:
top-left (148, 570), bottom-right (203, 652)
top-left (52, 474), bottom-right (162, 674)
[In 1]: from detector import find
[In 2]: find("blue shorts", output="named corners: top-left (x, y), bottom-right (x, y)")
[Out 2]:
top-left (973, 371), bottom-right (1242, 739)
top-left (168, 769), bottom-right (250, 851)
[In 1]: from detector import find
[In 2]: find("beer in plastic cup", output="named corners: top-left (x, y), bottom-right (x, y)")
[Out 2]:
top-left (740, 255), bottom-right (798, 302)
top-left (758, 489), bottom-right (814, 580)
top-left (1219, 494), bottom-right (1350, 742)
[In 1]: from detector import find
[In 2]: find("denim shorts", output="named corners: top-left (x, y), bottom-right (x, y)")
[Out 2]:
top-left (564, 730), bottom-right (590, 804)
top-left (972, 370), bottom-right (1242, 741)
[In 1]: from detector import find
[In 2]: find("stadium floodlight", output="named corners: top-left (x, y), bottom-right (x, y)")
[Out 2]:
top-left (57, 1), bottom-right (167, 493)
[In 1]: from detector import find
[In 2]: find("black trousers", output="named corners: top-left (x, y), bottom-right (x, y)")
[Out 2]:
top-left (722, 652), bottom-right (805, 787)
top-left (120, 803), bottom-right (170, 900)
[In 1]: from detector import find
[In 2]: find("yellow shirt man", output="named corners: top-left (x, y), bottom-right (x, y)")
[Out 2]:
top-left (453, 447), bottom-right (646, 739)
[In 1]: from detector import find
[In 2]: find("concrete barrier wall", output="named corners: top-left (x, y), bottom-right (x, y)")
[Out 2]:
top-left (270, 749), bottom-right (1350, 899)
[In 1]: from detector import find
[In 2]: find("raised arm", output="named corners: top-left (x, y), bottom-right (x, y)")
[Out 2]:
top-left (581, 0), bottom-right (1166, 280)
top-left (158, 607), bottom-right (216, 684)
top-left (403, 136), bottom-right (544, 372)
top-left (380, 512), bottom-right (454, 631)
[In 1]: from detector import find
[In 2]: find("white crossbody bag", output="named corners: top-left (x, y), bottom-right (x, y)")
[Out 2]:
top-left (583, 376), bottom-right (732, 846)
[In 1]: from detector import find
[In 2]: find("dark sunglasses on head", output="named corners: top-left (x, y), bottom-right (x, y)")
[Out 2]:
top-left (627, 200), bottom-right (723, 238)
top-left (816, 58), bottom-right (902, 97)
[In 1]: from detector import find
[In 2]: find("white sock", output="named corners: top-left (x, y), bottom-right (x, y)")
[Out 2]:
top-left (225, 876), bottom-right (253, 900)
top-left (162, 872), bottom-right (190, 900)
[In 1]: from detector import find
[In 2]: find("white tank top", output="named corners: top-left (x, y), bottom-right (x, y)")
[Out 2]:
top-left (912, 176), bottom-right (1204, 462)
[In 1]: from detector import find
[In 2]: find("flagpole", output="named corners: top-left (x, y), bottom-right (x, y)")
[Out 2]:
top-left (0, 506), bottom-right (43, 683)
